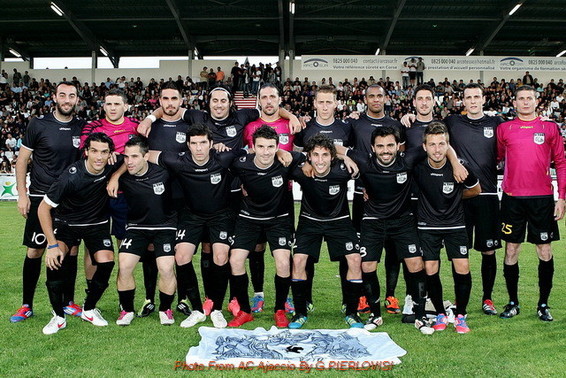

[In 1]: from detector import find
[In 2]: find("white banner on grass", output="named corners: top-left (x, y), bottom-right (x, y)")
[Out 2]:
top-left (186, 326), bottom-right (406, 371)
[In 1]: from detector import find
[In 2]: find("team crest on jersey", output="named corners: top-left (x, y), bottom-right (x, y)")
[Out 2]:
top-left (219, 231), bottom-right (227, 240)
top-left (226, 126), bottom-right (237, 137)
top-left (239, 156), bottom-right (247, 162)
top-left (153, 182), bottom-right (165, 195)
top-left (68, 166), bottom-right (77, 174)
top-left (278, 237), bottom-right (287, 246)
top-left (345, 242), bottom-right (354, 251)
top-left (72, 136), bottom-right (80, 148)
top-left (280, 134), bottom-right (289, 145)
top-left (163, 243), bottom-right (171, 253)
top-left (272, 175), bottom-right (283, 187)
top-left (103, 239), bottom-right (111, 247)
top-left (483, 127), bottom-right (494, 138)
top-left (408, 244), bottom-right (417, 254)
top-left (329, 185), bottom-right (340, 195)
top-left (176, 132), bottom-right (186, 143)
top-left (541, 232), bottom-right (548, 241)
top-left (340, 163), bottom-right (346, 171)
top-left (534, 133), bottom-right (545, 145)
top-left (486, 239), bottom-right (494, 248)
top-left (397, 172), bottom-right (407, 184)
top-left (443, 182), bottom-right (454, 194)
top-left (210, 173), bottom-right (221, 184)
top-left (460, 246), bottom-right (468, 255)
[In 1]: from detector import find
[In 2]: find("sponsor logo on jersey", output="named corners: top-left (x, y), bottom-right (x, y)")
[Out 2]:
top-left (397, 172), bottom-right (407, 184)
top-left (329, 185), bottom-right (340, 195)
top-left (408, 244), bottom-right (417, 253)
top-left (226, 126), bottom-right (237, 137)
top-left (176, 132), bottom-right (186, 143)
top-left (333, 139), bottom-right (344, 146)
top-left (272, 175), bottom-right (283, 187)
top-left (541, 232), bottom-right (548, 241)
top-left (483, 127), bottom-right (494, 138)
top-left (153, 182), bottom-right (165, 195)
top-left (443, 182), bottom-right (454, 194)
top-left (69, 166), bottom-right (77, 174)
top-left (534, 132), bottom-right (545, 145)
top-left (280, 134), bottom-right (289, 145)
top-left (278, 237), bottom-right (287, 246)
top-left (460, 246), bottom-right (467, 255)
top-left (219, 231), bottom-right (227, 240)
top-left (72, 136), bottom-right (80, 148)
top-left (210, 173), bottom-right (221, 184)
top-left (163, 243), bottom-right (171, 252)
top-left (345, 242), bottom-right (353, 251)
top-left (103, 239), bottom-right (111, 247)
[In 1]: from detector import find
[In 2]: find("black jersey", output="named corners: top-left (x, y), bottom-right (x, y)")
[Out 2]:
top-left (44, 159), bottom-right (118, 226)
top-left (351, 114), bottom-right (406, 155)
top-left (21, 113), bottom-right (84, 195)
top-left (413, 159), bottom-right (479, 229)
top-left (294, 119), bottom-right (353, 148)
top-left (158, 149), bottom-right (245, 216)
top-left (231, 151), bottom-right (305, 220)
top-left (348, 148), bottom-right (425, 219)
top-left (148, 118), bottom-right (190, 154)
top-left (292, 160), bottom-right (351, 221)
top-left (405, 119), bottom-right (435, 150)
top-left (445, 114), bottom-right (502, 194)
top-left (183, 108), bottom-right (258, 149)
top-left (119, 162), bottom-right (176, 229)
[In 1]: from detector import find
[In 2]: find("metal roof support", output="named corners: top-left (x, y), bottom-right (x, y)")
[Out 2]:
top-left (382, 0), bottom-right (407, 51)
top-left (477, 1), bottom-right (523, 52)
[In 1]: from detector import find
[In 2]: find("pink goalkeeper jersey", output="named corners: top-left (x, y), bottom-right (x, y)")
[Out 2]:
top-left (243, 117), bottom-right (294, 151)
top-left (497, 117), bottom-right (566, 199)
top-left (80, 117), bottom-right (139, 154)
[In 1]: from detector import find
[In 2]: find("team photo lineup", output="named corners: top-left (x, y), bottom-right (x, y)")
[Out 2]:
top-left (8, 71), bottom-right (565, 339)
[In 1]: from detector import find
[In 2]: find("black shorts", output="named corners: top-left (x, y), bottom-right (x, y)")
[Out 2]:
top-left (418, 228), bottom-right (469, 261)
top-left (500, 193), bottom-right (559, 244)
top-left (361, 215), bottom-right (422, 263)
top-left (176, 211), bottom-right (234, 247)
top-left (109, 193), bottom-right (128, 240)
top-left (231, 216), bottom-right (293, 252)
top-left (55, 221), bottom-right (113, 263)
top-left (463, 194), bottom-right (501, 252)
top-left (294, 217), bottom-right (359, 263)
top-left (119, 228), bottom-right (176, 258)
top-left (23, 195), bottom-right (48, 249)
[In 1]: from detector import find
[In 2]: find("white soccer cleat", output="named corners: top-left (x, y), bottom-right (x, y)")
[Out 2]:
top-left (415, 317), bottom-right (435, 335)
top-left (43, 312), bottom-right (66, 335)
top-left (180, 310), bottom-right (206, 328)
top-left (81, 308), bottom-right (108, 326)
top-left (210, 310), bottom-right (227, 328)
top-left (402, 295), bottom-right (414, 315)
top-left (159, 309), bottom-right (175, 325)
top-left (116, 311), bottom-right (135, 326)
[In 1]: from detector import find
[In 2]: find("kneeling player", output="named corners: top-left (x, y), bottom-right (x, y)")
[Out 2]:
top-left (38, 133), bottom-right (117, 334)
top-left (290, 135), bottom-right (362, 329)
top-left (112, 136), bottom-right (177, 326)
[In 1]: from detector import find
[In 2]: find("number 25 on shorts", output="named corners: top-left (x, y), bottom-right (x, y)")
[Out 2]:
top-left (501, 223), bottom-right (513, 235)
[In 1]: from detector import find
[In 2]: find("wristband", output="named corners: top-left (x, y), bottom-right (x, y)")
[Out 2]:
top-left (146, 114), bottom-right (157, 123)
top-left (47, 243), bottom-right (59, 250)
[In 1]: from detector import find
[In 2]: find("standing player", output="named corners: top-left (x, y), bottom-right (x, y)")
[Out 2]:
top-left (414, 122), bottom-right (480, 334)
top-left (404, 84), bottom-right (437, 150)
top-left (497, 85), bottom-right (566, 321)
top-left (38, 133), bottom-right (117, 334)
top-left (228, 126), bottom-right (304, 328)
top-left (289, 134), bottom-right (362, 329)
top-left (11, 81), bottom-right (84, 323)
top-left (112, 136), bottom-right (177, 326)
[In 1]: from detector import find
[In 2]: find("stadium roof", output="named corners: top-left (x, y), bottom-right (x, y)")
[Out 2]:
top-left (1, 0), bottom-right (564, 67)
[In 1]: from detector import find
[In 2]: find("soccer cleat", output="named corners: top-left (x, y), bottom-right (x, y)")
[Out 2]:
top-left (385, 296), bottom-right (401, 314)
top-left (228, 298), bottom-right (240, 317)
top-left (402, 295), bottom-right (414, 315)
top-left (454, 314), bottom-right (470, 334)
top-left (81, 308), bottom-right (108, 327)
top-left (344, 314), bottom-right (364, 328)
top-left (289, 314), bottom-right (308, 329)
top-left (159, 309), bottom-right (175, 325)
top-left (482, 299), bottom-right (497, 315)
top-left (227, 311), bottom-right (254, 327)
top-left (10, 305), bottom-right (33, 323)
top-left (274, 309), bottom-right (289, 327)
top-left (415, 317), bottom-right (435, 335)
top-left (537, 305), bottom-right (553, 322)
top-left (364, 314), bottom-right (384, 331)
top-left (176, 300), bottom-right (191, 317)
top-left (432, 313), bottom-right (448, 331)
top-left (180, 310), bottom-right (206, 328)
top-left (357, 296), bottom-right (370, 314)
top-left (285, 297), bottom-right (295, 314)
top-left (63, 302), bottom-right (83, 317)
top-left (210, 310), bottom-right (227, 328)
top-left (42, 312), bottom-right (66, 335)
top-left (202, 298), bottom-right (214, 316)
top-left (137, 299), bottom-right (155, 318)
top-left (251, 294), bottom-right (265, 313)
top-left (116, 311), bottom-right (135, 326)
top-left (306, 301), bottom-right (315, 313)
top-left (500, 302), bottom-right (520, 319)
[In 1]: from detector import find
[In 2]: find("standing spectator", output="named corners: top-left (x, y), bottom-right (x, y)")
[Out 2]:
top-left (23, 71), bottom-right (31, 87)
top-left (408, 59), bottom-right (417, 87)
top-left (216, 67), bottom-right (225, 84)
top-left (12, 69), bottom-right (22, 86)
top-left (401, 62), bottom-right (410, 89)
top-left (200, 67), bottom-right (209, 88)
top-left (416, 58), bottom-right (426, 85)
top-left (207, 68), bottom-right (217, 88)
top-left (230, 62), bottom-right (241, 91)
top-left (522, 71), bottom-right (534, 86)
